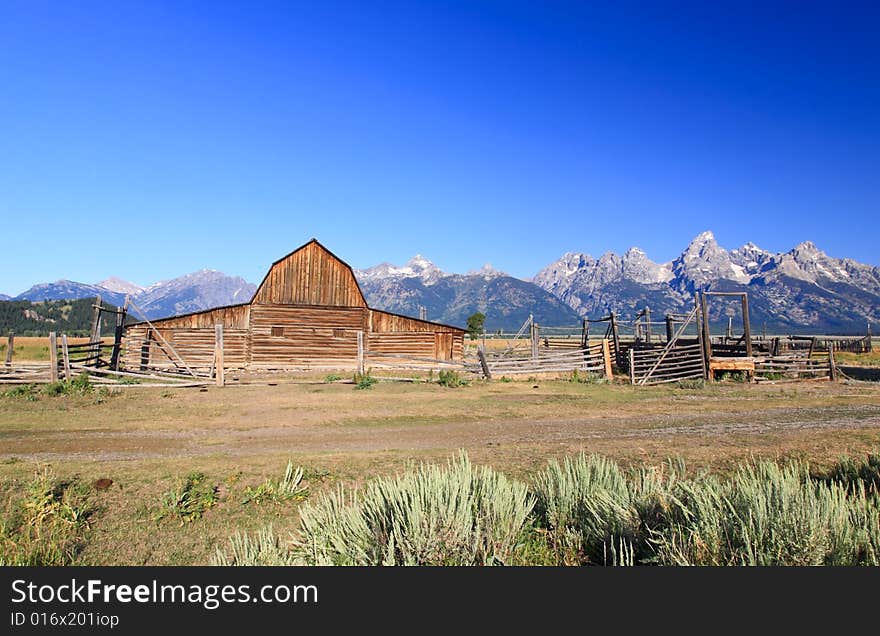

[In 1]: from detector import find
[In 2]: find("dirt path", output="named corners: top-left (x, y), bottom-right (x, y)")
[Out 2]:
top-left (6, 403), bottom-right (879, 462)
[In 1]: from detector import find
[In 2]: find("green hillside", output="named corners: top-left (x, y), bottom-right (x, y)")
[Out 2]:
top-left (0, 297), bottom-right (128, 337)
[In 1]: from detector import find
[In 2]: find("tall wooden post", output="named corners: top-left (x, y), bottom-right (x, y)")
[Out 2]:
top-left (477, 348), bottom-right (492, 380)
top-left (90, 295), bottom-right (103, 343)
top-left (644, 307), bottom-right (652, 344)
top-left (356, 330), bottom-right (365, 376)
top-left (602, 339), bottom-right (613, 380)
top-left (530, 323), bottom-right (539, 360)
top-left (726, 316), bottom-right (733, 341)
top-left (741, 294), bottom-right (752, 357)
top-left (60, 334), bottom-right (72, 380)
top-left (581, 319), bottom-right (589, 349)
top-left (700, 292), bottom-right (712, 362)
top-left (610, 312), bottom-right (621, 367)
top-left (665, 316), bottom-right (674, 344)
top-left (214, 324), bottom-right (224, 387)
top-left (4, 332), bottom-right (13, 367)
top-left (828, 342), bottom-right (837, 382)
top-left (867, 323), bottom-right (873, 353)
top-left (110, 296), bottom-right (128, 371)
top-left (695, 295), bottom-right (709, 381)
top-left (628, 348), bottom-right (635, 385)
top-left (48, 332), bottom-right (59, 382)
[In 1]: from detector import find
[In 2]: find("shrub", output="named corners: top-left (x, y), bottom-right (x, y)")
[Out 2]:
top-left (156, 472), bottom-right (219, 524)
top-left (0, 469), bottom-right (93, 566)
top-left (211, 526), bottom-right (296, 566)
top-left (291, 453), bottom-right (534, 565)
top-left (819, 450), bottom-right (880, 494)
top-left (242, 461), bottom-right (308, 505)
top-left (532, 454), bottom-right (680, 565)
top-left (324, 374), bottom-right (343, 383)
top-left (37, 374), bottom-right (95, 398)
top-left (652, 461), bottom-right (880, 566)
top-left (3, 384), bottom-right (39, 401)
top-left (437, 370), bottom-right (470, 388)
top-left (353, 371), bottom-right (378, 390)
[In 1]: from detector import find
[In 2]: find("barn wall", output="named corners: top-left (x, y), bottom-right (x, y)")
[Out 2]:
top-left (248, 304), bottom-right (366, 367)
top-left (143, 304), bottom-right (251, 329)
top-left (252, 241), bottom-right (366, 307)
top-left (369, 310), bottom-right (462, 334)
top-left (120, 325), bottom-right (248, 370)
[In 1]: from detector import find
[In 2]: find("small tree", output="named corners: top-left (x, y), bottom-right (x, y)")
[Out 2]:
top-left (466, 312), bottom-right (486, 341)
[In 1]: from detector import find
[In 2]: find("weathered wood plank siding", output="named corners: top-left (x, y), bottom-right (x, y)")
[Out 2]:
top-left (252, 241), bottom-right (367, 307)
top-left (248, 304), bottom-right (365, 367)
top-left (120, 305), bottom-right (251, 370)
top-left (368, 310), bottom-right (464, 360)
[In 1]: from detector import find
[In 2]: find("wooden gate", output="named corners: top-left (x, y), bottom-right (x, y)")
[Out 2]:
top-left (628, 306), bottom-right (706, 385)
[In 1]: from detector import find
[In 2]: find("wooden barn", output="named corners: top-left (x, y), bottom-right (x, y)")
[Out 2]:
top-left (120, 239), bottom-right (465, 372)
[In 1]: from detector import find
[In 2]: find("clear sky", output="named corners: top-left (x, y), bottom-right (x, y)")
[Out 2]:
top-left (1, 1), bottom-right (877, 294)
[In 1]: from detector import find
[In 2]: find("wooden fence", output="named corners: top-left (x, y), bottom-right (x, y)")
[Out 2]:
top-left (754, 353), bottom-right (833, 382)
top-left (466, 340), bottom-right (613, 379)
top-left (628, 343), bottom-right (705, 385)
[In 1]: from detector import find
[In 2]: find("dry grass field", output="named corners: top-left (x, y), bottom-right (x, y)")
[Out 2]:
top-left (1, 370), bottom-right (879, 564)
top-left (0, 336), bottom-right (112, 362)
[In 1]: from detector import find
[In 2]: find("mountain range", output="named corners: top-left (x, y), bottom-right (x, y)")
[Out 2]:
top-left (8, 270), bottom-right (256, 323)
top-left (533, 231), bottom-right (879, 333)
top-left (2, 232), bottom-right (877, 333)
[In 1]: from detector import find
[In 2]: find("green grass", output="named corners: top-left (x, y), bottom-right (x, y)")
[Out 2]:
top-left (2, 374), bottom-right (99, 401)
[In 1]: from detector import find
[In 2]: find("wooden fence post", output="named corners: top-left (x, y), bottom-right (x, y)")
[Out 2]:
top-left (828, 342), bottom-right (837, 381)
top-left (610, 312), bottom-right (621, 367)
top-left (742, 294), bottom-right (752, 357)
top-left (357, 330), bottom-right (365, 375)
top-left (477, 348), bottom-right (492, 380)
top-left (214, 324), bottom-right (224, 387)
top-left (60, 334), bottom-right (72, 380)
top-left (530, 323), bottom-right (539, 360)
top-left (5, 332), bottom-right (13, 367)
top-left (700, 293), bottom-right (712, 361)
top-left (48, 332), bottom-right (59, 382)
top-left (695, 295), bottom-right (709, 381)
top-left (602, 339), bottom-right (614, 380)
top-left (644, 307), bottom-right (652, 344)
top-left (665, 316), bottom-right (674, 344)
top-left (110, 296), bottom-right (128, 371)
top-left (90, 295), bottom-right (103, 343)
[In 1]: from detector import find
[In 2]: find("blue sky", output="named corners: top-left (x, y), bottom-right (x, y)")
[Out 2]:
top-left (1, 1), bottom-right (877, 294)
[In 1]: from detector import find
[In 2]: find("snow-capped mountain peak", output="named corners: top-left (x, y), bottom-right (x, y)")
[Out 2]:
top-left (96, 277), bottom-right (144, 296)
top-left (466, 263), bottom-right (507, 279)
top-left (357, 255), bottom-right (448, 285)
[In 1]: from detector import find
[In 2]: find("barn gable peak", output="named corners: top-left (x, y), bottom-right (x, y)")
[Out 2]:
top-left (252, 239), bottom-right (368, 307)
